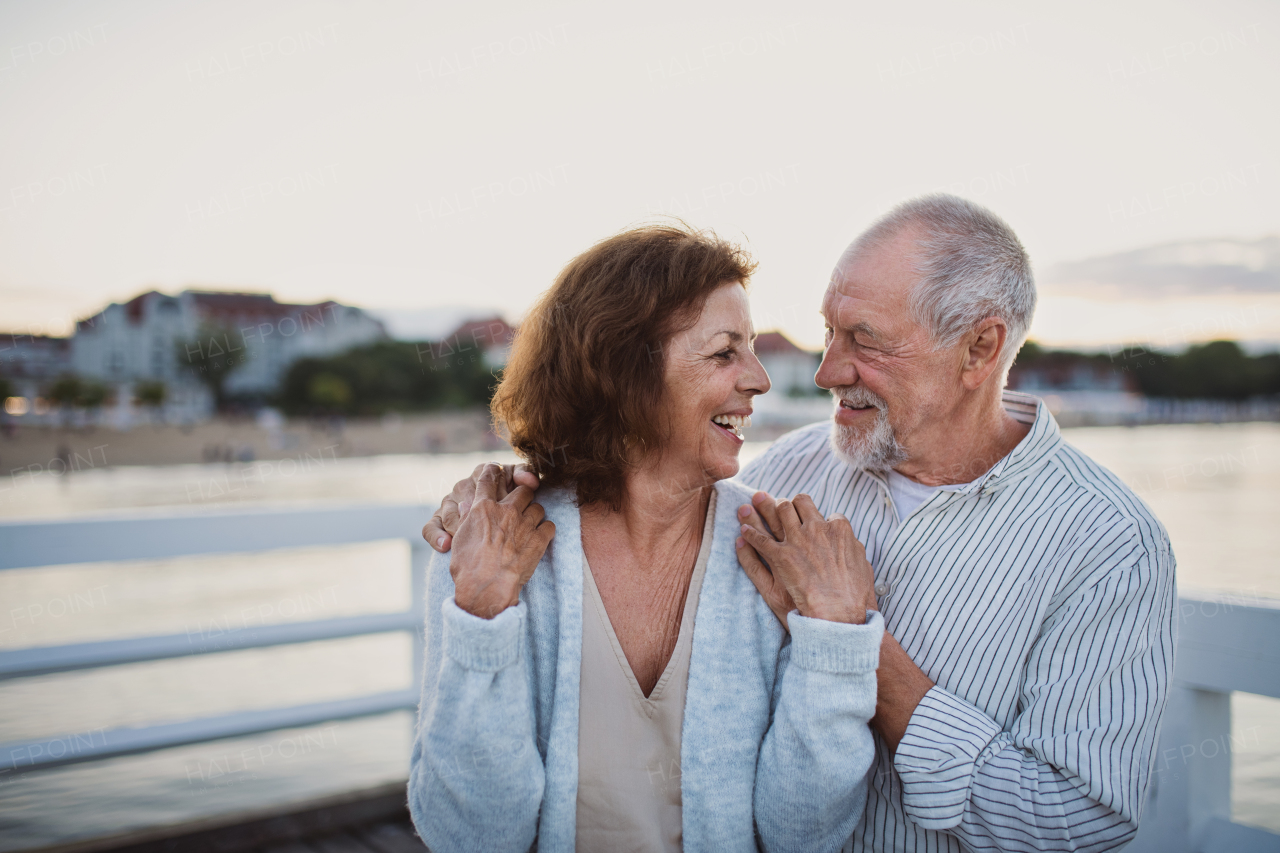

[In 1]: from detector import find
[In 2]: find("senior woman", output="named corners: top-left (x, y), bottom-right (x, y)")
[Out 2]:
top-left (409, 224), bottom-right (883, 853)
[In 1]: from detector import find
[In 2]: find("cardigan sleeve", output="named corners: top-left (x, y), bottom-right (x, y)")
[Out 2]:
top-left (407, 549), bottom-right (545, 853)
top-left (754, 609), bottom-right (884, 853)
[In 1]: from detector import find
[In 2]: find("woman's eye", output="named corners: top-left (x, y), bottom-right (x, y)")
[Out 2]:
top-left (714, 349), bottom-right (733, 361)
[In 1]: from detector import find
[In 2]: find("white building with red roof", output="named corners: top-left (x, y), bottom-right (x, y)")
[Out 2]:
top-left (753, 331), bottom-right (820, 397)
top-left (69, 290), bottom-right (385, 417)
top-left (435, 316), bottom-right (516, 369)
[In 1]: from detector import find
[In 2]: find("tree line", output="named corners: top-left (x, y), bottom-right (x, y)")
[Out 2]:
top-left (1012, 340), bottom-right (1280, 400)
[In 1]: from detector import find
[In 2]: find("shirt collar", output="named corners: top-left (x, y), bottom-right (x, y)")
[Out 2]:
top-left (971, 391), bottom-right (1063, 496)
top-left (864, 391), bottom-right (1063, 498)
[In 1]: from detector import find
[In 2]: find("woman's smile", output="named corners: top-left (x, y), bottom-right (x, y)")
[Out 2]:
top-left (710, 412), bottom-right (751, 442)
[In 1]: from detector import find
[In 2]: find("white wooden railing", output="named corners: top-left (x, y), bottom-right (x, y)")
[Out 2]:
top-left (1129, 591), bottom-right (1280, 853)
top-left (0, 503), bottom-right (430, 775)
top-left (0, 505), bottom-right (1277, 851)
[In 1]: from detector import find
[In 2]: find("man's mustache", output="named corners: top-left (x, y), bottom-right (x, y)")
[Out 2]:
top-left (831, 385), bottom-right (889, 412)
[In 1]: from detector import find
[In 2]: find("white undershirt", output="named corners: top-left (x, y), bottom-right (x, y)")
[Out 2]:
top-left (885, 469), bottom-right (947, 519)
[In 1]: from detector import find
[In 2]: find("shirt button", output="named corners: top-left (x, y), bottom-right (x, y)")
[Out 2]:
top-left (883, 495), bottom-right (891, 507)
top-left (875, 583), bottom-right (889, 596)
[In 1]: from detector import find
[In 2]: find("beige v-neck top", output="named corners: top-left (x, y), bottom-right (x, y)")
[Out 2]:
top-left (574, 490), bottom-right (716, 853)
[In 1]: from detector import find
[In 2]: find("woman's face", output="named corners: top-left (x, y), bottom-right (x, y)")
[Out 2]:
top-left (657, 282), bottom-right (771, 485)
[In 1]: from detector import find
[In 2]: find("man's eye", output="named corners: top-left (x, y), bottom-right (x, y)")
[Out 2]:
top-left (714, 349), bottom-right (733, 360)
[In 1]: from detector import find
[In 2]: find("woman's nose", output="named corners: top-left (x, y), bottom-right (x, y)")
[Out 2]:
top-left (744, 354), bottom-right (771, 396)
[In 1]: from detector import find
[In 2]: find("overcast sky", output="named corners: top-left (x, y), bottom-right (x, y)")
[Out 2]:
top-left (1, 0), bottom-right (1277, 349)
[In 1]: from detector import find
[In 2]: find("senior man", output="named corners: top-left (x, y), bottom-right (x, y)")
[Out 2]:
top-left (424, 195), bottom-right (1176, 853)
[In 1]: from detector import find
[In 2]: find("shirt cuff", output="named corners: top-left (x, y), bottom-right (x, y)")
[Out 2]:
top-left (442, 597), bottom-right (525, 672)
top-left (785, 609), bottom-right (884, 673)
top-left (893, 685), bottom-right (1003, 830)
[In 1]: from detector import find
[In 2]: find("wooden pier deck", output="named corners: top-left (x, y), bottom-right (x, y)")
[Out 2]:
top-left (27, 783), bottom-right (429, 853)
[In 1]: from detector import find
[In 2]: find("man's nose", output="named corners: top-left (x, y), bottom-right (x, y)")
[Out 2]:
top-left (814, 342), bottom-right (857, 390)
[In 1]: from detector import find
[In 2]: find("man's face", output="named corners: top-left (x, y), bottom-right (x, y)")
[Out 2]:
top-left (815, 227), bottom-right (961, 471)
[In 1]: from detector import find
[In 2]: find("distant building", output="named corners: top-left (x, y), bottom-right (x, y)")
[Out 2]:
top-left (1006, 348), bottom-right (1144, 423)
top-left (1007, 355), bottom-right (1133, 395)
top-left (0, 289), bottom-right (385, 423)
top-left (433, 316), bottom-right (516, 369)
top-left (754, 331), bottom-right (820, 397)
top-left (0, 334), bottom-right (72, 402)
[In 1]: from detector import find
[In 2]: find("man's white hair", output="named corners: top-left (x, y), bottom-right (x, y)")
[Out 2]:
top-left (847, 194), bottom-right (1036, 373)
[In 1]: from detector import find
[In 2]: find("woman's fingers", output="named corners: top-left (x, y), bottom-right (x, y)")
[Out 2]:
top-left (736, 536), bottom-right (790, 629)
top-left (751, 491), bottom-right (784, 539)
top-left (792, 494), bottom-right (824, 526)
top-left (775, 499), bottom-right (802, 537)
top-left (739, 522), bottom-right (782, 557)
top-left (736, 502), bottom-right (775, 539)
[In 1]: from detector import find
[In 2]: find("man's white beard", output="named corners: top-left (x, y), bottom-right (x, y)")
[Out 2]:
top-left (829, 385), bottom-right (907, 472)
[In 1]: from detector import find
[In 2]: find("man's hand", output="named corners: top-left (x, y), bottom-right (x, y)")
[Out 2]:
top-left (423, 462), bottom-right (540, 552)
top-left (735, 490), bottom-right (877, 625)
top-left (450, 465), bottom-right (556, 619)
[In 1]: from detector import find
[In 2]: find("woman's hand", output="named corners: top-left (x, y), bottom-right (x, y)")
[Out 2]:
top-left (423, 462), bottom-right (540, 553)
top-left (450, 467), bottom-right (555, 619)
top-left (736, 491), bottom-right (877, 626)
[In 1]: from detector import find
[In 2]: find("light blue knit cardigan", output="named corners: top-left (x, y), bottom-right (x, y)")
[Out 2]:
top-left (408, 477), bottom-right (883, 853)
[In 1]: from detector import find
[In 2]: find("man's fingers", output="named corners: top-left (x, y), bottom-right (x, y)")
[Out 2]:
top-left (751, 491), bottom-right (783, 539)
top-left (512, 464), bottom-right (540, 490)
top-left (502, 483), bottom-right (537, 513)
top-left (475, 463), bottom-right (502, 503)
top-left (422, 513), bottom-right (451, 553)
top-left (536, 519), bottom-right (556, 547)
top-left (793, 494), bottom-right (824, 526)
top-left (458, 468), bottom-right (481, 504)
top-left (438, 497), bottom-right (461, 534)
top-left (523, 500), bottom-right (546, 526)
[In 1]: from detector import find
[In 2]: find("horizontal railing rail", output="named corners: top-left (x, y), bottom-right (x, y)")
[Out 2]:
top-left (1, 506), bottom-right (1278, 851)
top-left (0, 611), bottom-right (418, 681)
top-left (0, 502), bottom-right (432, 778)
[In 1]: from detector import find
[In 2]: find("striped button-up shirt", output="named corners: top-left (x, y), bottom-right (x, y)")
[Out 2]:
top-left (739, 392), bottom-right (1177, 853)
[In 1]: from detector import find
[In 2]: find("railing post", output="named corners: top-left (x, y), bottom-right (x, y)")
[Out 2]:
top-left (409, 542), bottom-right (430, 713)
top-left (1131, 685), bottom-right (1233, 853)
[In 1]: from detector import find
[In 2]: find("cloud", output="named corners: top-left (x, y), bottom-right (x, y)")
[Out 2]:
top-left (1041, 236), bottom-right (1280, 299)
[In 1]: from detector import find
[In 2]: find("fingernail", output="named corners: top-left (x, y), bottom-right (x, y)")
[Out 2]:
top-left (737, 506), bottom-right (750, 518)
top-left (437, 536), bottom-right (447, 548)
top-left (740, 523), bottom-right (751, 534)
top-left (736, 537), bottom-right (744, 548)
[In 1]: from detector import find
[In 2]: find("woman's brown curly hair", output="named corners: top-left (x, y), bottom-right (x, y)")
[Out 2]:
top-left (490, 223), bottom-right (756, 510)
